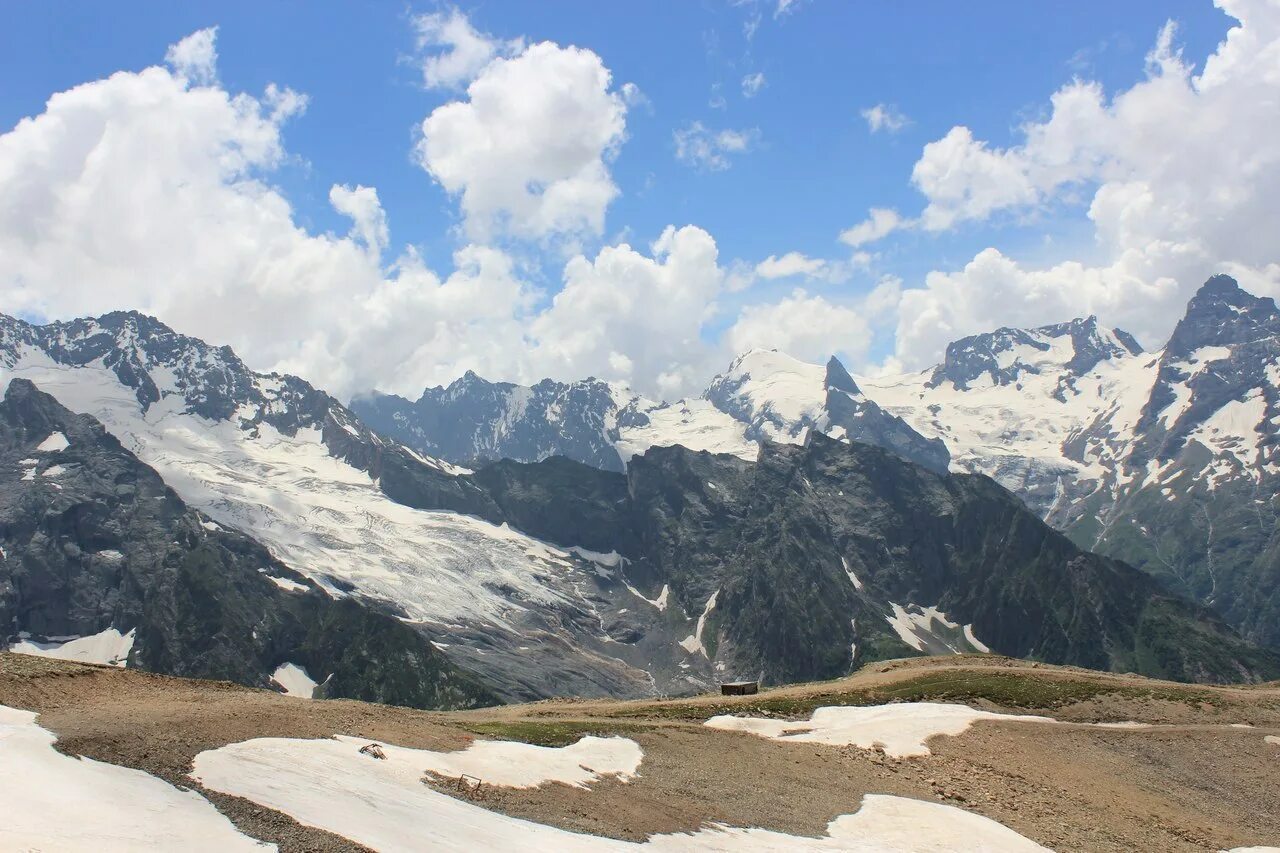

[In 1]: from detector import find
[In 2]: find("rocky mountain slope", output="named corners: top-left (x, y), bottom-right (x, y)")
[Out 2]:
top-left (0, 379), bottom-right (493, 709)
top-left (1053, 276), bottom-right (1280, 648)
top-left (864, 276), bottom-right (1280, 651)
top-left (3, 307), bottom-right (1273, 704)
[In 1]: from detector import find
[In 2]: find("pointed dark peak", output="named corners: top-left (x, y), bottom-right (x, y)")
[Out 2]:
top-left (1196, 274), bottom-right (1246, 302)
top-left (1167, 275), bottom-right (1280, 359)
top-left (1113, 328), bottom-right (1144, 356)
top-left (823, 355), bottom-right (860, 396)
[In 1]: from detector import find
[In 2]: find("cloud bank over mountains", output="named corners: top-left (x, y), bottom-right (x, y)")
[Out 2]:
top-left (2, 1), bottom-right (1280, 399)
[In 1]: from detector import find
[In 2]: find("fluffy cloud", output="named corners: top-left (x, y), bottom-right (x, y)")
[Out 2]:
top-left (164, 27), bottom-right (219, 86)
top-left (742, 72), bottom-right (767, 98)
top-left (529, 226), bottom-right (726, 396)
top-left (861, 103), bottom-right (909, 134)
top-left (727, 289), bottom-right (870, 364)
top-left (329, 184), bottom-right (389, 256)
top-left (0, 28), bottom-right (823, 401)
top-left (887, 0), bottom-right (1280, 366)
top-left (412, 8), bottom-right (523, 90)
top-left (839, 208), bottom-right (907, 247)
top-left (417, 41), bottom-right (627, 242)
top-left (673, 122), bottom-right (759, 171)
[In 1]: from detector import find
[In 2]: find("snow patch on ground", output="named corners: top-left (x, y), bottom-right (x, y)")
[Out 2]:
top-left (36, 430), bottom-right (69, 452)
top-left (192, 732), bottom-right (1046, 851)
top-left (1265, 735), bottom-right (1280, 746)
top-left (680, 590), bottom-right (719, 657)
top-left (266, 575), bottom-right (309, 593)
top-left (842, 556), bottom-right (863, 590)
top-left (885, 603), bottom-right (987, 655)
top-left (9, 627), bottom-right (135, 667)
top-left (705, 703), bottom-right (1053, 758)
top-left (0, 705), bottom-right (272, 851)
top-left (271, 663), bottom-right (318, 698)
top-left (416, 735), bottom-right (642, 789)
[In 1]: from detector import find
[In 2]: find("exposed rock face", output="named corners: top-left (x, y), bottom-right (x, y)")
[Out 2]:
top-left (355, 374), bottom-right (628, 472)
top-left (614, 435), bottom-right (1276, 686)
top-left (1057, 276), bottom-right (1280, 648)
top-left (926, 316), bottom-right (1143, 392)
top-left (0, 380), bottom-right (495, 710)
top-left (861, 276), bottom-right (1280, 652)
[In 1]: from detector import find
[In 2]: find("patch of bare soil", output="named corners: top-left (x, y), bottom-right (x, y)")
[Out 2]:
top-left (3, 652), bottom-right (1278, 852)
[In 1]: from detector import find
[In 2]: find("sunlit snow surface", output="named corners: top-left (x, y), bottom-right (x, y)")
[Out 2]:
top-left (9, 626), bottom-right (135, 667)
top-left (193, 733), bottom-right (1047, 851)
top-left (861, 347), bottom-right (1160, 499)
top-left (271, 662), bottom-right (318, 698)
top-left (705, 703), bottom-right (1053, 758)
top-left (0, 705), bottom-right (272, 851)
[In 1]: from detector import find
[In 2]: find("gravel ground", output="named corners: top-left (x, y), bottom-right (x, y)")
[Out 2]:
top-left (3, 652), bottom-right (1278, 852)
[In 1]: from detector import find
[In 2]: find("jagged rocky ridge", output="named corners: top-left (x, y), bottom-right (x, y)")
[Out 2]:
top-left (0, 380), bottom-right (494, 709)
top-left (354, 349), bottom-right (949, 475)
top-left (866, 276), bottom-right (1280, 651)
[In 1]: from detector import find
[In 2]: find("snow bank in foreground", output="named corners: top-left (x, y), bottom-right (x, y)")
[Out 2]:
top-left (705, 703), bottom-right (1053, 757)
top-left (417, 735), bottom-right (643, 789)
top-left (9, 626), bottom-right (135, 667)
top-left (193, 734), bottom-right (1046, 851)
top-left (0, 705), bottom-right (271, 851)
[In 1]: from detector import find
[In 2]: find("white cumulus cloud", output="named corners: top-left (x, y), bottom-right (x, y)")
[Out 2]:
top-left (839, 208), bottom-right (907, 248)
top-left (742, 72), bottom-right (767, 98)
top-left (884, 0), bottom-right (1280, 368)
top-left (412, 8), bottom-right (523, 90)
top-left (165, 27), bottom-right (219, 86)
top-left (417, 40), bottom-right (628, 242)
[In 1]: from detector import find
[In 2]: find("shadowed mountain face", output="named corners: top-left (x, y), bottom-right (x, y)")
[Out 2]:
top-left (0, 379), bottom-right (496, 710)
top-left (466, 434), bottom-right (1279, 686)
top-left (1056, 276), bottom-right (1280, 649)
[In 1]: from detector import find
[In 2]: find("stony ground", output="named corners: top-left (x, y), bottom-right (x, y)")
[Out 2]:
top-left (3, 652), bottom-right (1278, 851)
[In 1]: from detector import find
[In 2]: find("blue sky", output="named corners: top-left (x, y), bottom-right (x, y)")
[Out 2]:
top-left (0, 1), bottom-right (1270, 398)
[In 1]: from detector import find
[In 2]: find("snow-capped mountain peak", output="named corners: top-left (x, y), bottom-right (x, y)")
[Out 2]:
top-left (926, 315), bottom-right (1143, 393)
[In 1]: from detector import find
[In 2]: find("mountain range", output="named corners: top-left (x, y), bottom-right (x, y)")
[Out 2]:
top-left (3, 275), bottom-right (1278, 708)
top-left (356, 275), bottom-right (1280, 656)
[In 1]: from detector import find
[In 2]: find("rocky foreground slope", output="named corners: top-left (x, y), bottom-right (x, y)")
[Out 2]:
top-left (2, 652), bottom-right (1277, 852)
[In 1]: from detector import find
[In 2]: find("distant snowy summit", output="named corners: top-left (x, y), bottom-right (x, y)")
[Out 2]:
top-left (353, 348), bottom-right (949, 475)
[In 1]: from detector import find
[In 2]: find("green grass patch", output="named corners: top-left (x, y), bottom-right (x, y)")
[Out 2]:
top-left (459, 719), bottom-right (656, 747)
top-left (607, 670), bottom-right (1222, 722)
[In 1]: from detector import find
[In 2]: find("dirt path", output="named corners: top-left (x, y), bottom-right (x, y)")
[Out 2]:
top-left (3, 653), bottom-right (1278, 851)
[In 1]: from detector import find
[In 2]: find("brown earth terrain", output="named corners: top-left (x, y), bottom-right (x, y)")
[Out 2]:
top-left (2, 652), bottom-right (1278, 852)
